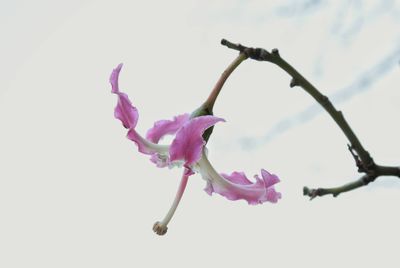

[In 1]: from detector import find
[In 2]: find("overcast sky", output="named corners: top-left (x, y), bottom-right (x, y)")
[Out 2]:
top-left (1, 1), bottom-right (399, 267)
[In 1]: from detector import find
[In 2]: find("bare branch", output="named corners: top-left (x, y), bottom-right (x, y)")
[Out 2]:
top-left (221, 38), bottom-right (400, 199)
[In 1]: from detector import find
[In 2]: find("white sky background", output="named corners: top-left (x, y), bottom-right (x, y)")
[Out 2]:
top-left (0, 0), bottom-right (399, 267)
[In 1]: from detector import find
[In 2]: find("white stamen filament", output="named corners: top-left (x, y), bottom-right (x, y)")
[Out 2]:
top-left (153, 171), bottom-right (189, 235)
top-left (197, 150), bottom-right (231, 188)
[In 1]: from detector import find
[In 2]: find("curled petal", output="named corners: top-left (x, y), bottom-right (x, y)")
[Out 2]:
top-left (257, 169), bottom-right (280, 188)
top-left (127, 129), bottom-right (169, 155)
top-left (146, 114), bottom-right (190, 143)
top-left (169, 116), bottom-right (225, 166)
top-left (110, 63), bottom-right (138, 129)
top-left (198, 152), bottom-right (281, 205)
top-left (266, 188), bottom-right (281, 203)
top-left (110, 63), bottom-right (122, 94)
top-left (255, 169), bottom-right (281, 203)
top-left (110, 64), bottom-right (171, 166)
top-left (115, 92), bottom-right (138, 129)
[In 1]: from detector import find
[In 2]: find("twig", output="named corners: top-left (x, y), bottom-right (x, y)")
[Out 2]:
top-left (303, 175), bottom-right (376, 199)
top-left (220, 39), bottom-right (400, 199)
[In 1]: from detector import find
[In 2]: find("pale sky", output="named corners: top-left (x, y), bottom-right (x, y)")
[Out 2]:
top-left (1, 1), bottom-right (399, 267)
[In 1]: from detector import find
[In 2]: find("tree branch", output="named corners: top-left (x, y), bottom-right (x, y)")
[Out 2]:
top-left (220, 39), bottom-right (400, 199)
top-left (303, 175), bottom-right (376, 199)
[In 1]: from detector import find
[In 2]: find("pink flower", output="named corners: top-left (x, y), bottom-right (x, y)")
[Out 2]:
top-left (110, 63), bottom-right (281, 235)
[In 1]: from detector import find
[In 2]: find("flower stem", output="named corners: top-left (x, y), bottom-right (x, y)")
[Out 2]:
top-left (190, 52), bottom-right (248, 143)
top-left (202, 53), bottom-right (248, 113)
top-left (153, 170), bottom-right (189, 235)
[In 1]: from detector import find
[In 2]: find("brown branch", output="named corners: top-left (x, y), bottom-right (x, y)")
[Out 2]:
top-left (220, 39), bottom-right (400, 199)
top-left (303, 175), bottom-right (376, 199)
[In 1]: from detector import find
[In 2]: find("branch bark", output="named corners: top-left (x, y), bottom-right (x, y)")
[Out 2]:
top-left (220, 39), bottom-right (400, 199)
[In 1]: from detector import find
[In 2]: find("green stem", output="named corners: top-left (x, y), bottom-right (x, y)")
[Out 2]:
top-left (191, 52), bottom-right (248, 143)
top-left (202, 53), bottom-right (248, 113)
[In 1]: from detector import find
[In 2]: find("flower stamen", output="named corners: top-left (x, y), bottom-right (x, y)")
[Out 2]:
top-left (153, 170), bottom-right (190, 235)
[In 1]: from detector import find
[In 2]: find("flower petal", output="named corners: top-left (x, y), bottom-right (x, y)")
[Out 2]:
top-left (110, 64), bottom-right (138, 129)
top-left (220, 171), bottom-right (253, 185)
top-left (169, 116), bottom-right (225, 166)
top-left (198, 151), bottom-right (281, 205)
top-left (266, 188), bottom-right (282, 203)
top-left (110, 64), bottom-right (170, 162)
top-left (146, 114), bottom-right (190, 143)
top-left (259, 169), bottom-right (280, 188)
top-left (110, 63), bottom-right (122, 94)
top-left (127, 128), bottom-right (169, 155)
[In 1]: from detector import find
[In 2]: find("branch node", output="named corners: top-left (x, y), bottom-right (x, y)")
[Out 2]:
top-left (271, 48), bottom-right (280, 57)
top-left (362, 175), bottom-right (376, 185)
top-left (243, 47), bottom-right (255, 59)
top-left (303, 186), bottom-right (320, 200)
top-left (290, 78), bottom-right (299, 88)
top-left (347, 144), bottom-right (363, 172)
top-left (242, 47), bottom-right (270, 61)
top-left (320, 95), bottom-right (330, 105)
top-left (303, 186), bottom-right (310, 196)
